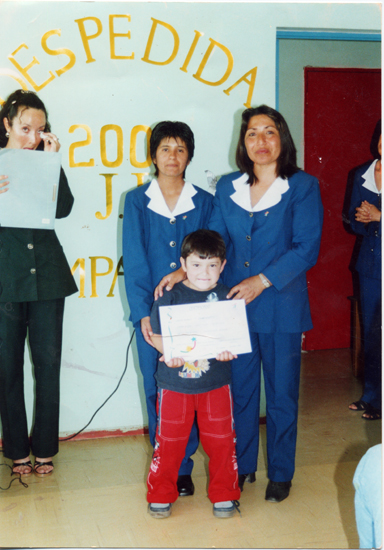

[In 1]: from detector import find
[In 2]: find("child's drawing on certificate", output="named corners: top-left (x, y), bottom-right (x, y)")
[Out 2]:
top-left (159, 299), bottom-right (251, 362)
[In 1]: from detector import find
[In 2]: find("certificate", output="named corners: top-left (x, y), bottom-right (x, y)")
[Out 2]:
top-left (159, 299), bottom-right (252, 362)
top-left (0, 148), bottom-right (62, 229)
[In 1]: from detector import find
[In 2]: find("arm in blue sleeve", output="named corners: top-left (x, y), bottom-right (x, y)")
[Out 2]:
top-left (122, 191), bottom-right (154, 325)
top-left (208, 185), bottom-right (230, 246)
top-left (263, 177), bottom-right (324, 291)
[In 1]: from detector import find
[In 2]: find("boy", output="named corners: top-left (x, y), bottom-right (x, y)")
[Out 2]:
top-left (122, 122), bottom-right (212, 496)
top-left (147, 229), bottom-right (241, 518)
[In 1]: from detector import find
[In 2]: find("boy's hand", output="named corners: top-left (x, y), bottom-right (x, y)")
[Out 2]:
top-left (141, 316), bottom-right (155, 347)
top-left (216, 351), bottom-right (238, 361)
top-left (154, 267), bottom-right (186, 299)
top-left (159, 355), bottom-right (185, 368)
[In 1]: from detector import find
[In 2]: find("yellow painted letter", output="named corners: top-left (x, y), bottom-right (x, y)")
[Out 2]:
top-left (142, 18), bottom-right (179, 66)
top-left (75, 17), bottom-right (103, 63)
top-left (109, 14), bottom-right (134, 60)
top-left (90, 256), bottom-right (114, 298)
top-left (130, 125), bottom-right (151, 169)
top-left (71, 258), bottom-right (86, 298)
top-left (131, 173), bottom-right (150, 187)
top-left (193, 38), bottom-right (233, 87)
top-left (180, 30), bottom-right (203, 73)
top-left (69, 125), bottom-right (94, 167)
top-left (223, 66), bottom-right (258, 108)
top-left (107, 256), bottom-right (124, 297)
top-left (41, 29), bottom-right (76, 77)
top-left (96, 173), bottom-right (118, 220)
top-left (100, 125), bottom-right (123, 168)
top-left (9, 44), bottom-right (55, 91)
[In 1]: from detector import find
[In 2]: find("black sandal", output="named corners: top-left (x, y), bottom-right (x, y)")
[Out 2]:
top-left (362, 405), bottom-right (381, 421)
top-left (34, 461), bottom-right (54, 477)
top-left (12, 460), bottom-right (33, 477)
top-left (349, 400), bottom-right (369, 411)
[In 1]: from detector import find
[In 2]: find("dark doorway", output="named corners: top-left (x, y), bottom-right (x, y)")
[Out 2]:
top-left (304, 67), bottom-right (381, 350)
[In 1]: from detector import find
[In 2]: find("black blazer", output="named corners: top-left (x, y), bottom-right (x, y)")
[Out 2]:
top-left (0, 169), bottom-right (78, 302)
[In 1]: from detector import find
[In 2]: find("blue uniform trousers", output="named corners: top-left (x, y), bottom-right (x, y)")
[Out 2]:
top-left (359, 275), bottom-right (382, 410)
top-left (231, 332), bottom-right (302, 482)
top-left (134, 322), bottom-right (199, 475)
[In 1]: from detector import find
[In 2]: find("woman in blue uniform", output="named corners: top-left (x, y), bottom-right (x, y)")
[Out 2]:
top-left (122, 121), bottom-right (212, 495)
top-left (0, 89), bottom-right (77, 477)
top-left (208, 105), bottom-right (323, 502)
top-left (348, 126), bottom-right (381, 420)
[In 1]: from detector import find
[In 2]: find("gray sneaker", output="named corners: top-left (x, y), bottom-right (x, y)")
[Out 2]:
top-left (148, 503), bottom-right (172, 518)
top-left (213, 500), bottom-right (241, 518)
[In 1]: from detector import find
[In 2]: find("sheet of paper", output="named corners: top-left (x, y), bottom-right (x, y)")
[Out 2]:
top-left (159, 299), bottom-right (252, 362)
top-left (0, 148), bottom-right (62, 229)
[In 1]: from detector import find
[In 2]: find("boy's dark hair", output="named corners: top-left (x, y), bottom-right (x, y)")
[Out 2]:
top-left (236, 104), bottom-right (299, 185)
top-left (0, 89), bottom-right (50, 149)
top-left (150, 121), bottom-right (195, 178)
top-left (181, 229), bottom-right (226, 261)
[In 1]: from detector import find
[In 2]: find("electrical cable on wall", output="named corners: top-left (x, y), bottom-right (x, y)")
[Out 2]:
top-left (0, 330), bottom-right (135, 490)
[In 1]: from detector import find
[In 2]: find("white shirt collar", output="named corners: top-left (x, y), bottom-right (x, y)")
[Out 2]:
top-left (145, 179), bottom-right (197, 218)
top-left (230, 173), bottom-right (290, 212)
top-left (362, 160), bottom-right (381, 194)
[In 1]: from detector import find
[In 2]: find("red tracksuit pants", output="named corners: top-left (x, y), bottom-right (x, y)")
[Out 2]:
top-left (147, 385), bottom-right (241, 504)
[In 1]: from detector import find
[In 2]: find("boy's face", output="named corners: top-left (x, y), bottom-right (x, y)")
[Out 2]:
top-left (180, 253), bottom-right (226, 292)
top-left (153, 137), bottom-right (190, 180)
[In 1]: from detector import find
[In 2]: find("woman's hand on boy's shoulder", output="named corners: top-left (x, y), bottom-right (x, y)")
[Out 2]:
top-left (216, 351), bottom-right (238, 361)
top-left (154, 267), bottom-right (186, 299)
top-left (160, 355), bottom-right (185, 368)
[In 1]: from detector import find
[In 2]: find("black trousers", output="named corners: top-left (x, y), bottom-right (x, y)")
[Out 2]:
top-left (0, 298), bottom-right (65, 460)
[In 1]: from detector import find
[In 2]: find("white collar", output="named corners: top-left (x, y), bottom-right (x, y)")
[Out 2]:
top-left (362, 160), bottom-right (381, 194)
top-left (145, 179), bottom-right (197, 218)
top-left (230, 173), bottom-right (290, 212)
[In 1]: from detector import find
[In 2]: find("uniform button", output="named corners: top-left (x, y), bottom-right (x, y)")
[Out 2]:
top-left (27, 243), bottom-right (34, 249)
top-left (170, 218), bottom-right (176, 225)
top-left (246, 235), bottom-right (251, 241)
top-left (249, 212), bottom-right (253, 217)
top-left (244, 262), bottom-right (250, 268)
top-left (170, 241), bottom-right (176, 247)
top-left (170, 262), bottom-right (177, 269)
top-left (30, 268), bottom-right (36, 274)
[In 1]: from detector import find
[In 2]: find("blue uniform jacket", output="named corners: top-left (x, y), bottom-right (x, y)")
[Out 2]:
top-left (209, 170), bottom-right (323, 333)
top-left (348, 161), bottom-right (381, 280)
top-left (122, 180), bottom-right (213, 325)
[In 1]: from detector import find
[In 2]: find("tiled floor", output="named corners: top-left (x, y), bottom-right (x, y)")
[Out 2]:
top-left (0, 349), bottom-right (381, 548)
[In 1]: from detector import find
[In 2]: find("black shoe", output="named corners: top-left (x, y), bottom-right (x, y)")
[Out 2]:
top-left (238, 472), bottom-right (256, 491)
top-left (177, 475), bottom-right (195, 496)
top-left (265, 480), bottom-right (292, 502)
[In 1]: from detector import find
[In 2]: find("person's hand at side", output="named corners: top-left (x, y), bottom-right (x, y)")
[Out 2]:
top-left (141, 316), bottom-right (155, 347)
